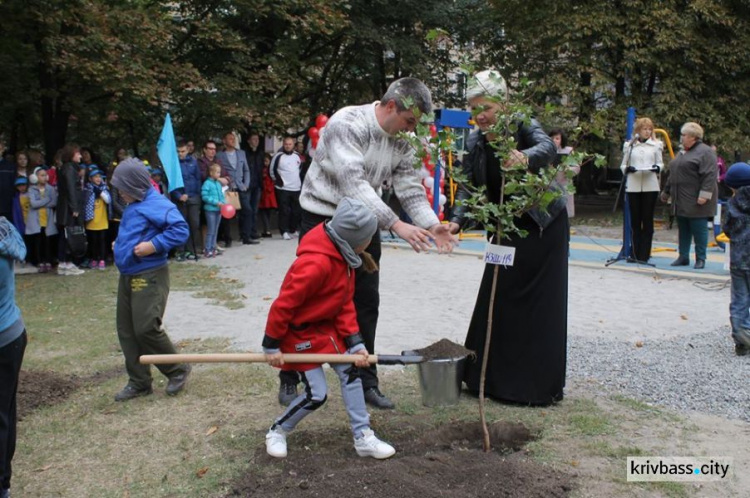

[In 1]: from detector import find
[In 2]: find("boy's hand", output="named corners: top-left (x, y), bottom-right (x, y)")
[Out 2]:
top-left (353, 349), bottom-right (370, 368)
top-left (266, 352), bottom-right (284, 367)
top-left (133, 241), bottom-right (156, 257)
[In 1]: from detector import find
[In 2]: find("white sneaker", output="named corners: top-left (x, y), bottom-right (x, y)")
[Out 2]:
top-left (282, 232), bottom-right (292, 240)
top-left (354, 429), bottom-right (395, 459)
top-left (65, 263), bottom-right (84, 276)
top-left (291, 231), bottom-right (299, 238)
top-left (265, 427), bottom-right (288, 458)
top-left (214, 245), bottom-right (224, 254)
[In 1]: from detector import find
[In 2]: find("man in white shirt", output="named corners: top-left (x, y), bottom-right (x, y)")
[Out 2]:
top-left (275, 78), bottom-right (456, 409)
top-left (269, 137), bottom-right (303, 240)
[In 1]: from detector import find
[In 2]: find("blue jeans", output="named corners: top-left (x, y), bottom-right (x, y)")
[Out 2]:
top-left (730, 268), bottom-right (750, 344)
top-left (204, 211), bottom-right (221, 253)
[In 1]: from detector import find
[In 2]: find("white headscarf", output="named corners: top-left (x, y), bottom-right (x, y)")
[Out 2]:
top-left (466, 70), bottom-right (507, 100)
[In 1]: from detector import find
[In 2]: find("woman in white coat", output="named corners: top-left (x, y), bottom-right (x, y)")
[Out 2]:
top-left (620, 117), bottom-right (663, 262)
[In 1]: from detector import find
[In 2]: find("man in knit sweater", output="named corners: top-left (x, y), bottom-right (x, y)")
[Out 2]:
top-left (275, 78), bottom-right (456, 409)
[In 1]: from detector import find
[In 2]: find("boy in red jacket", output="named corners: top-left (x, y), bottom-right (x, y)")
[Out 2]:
top-left (263, 197), bottom-right (395, 460)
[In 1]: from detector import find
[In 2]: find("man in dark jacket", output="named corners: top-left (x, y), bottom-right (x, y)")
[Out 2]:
top-left (171, 141), bottom-right (203, 260)
top-left (661, 122), bottom-right (718, 269)
top-left (0, 140), bottom-right (15, 220)
top-left (245, 132), bottom-right (265, 241)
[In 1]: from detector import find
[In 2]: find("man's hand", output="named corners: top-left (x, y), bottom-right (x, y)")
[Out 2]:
top-left (428, 223), bottom-right (457, 253)
top-left (353, 349), bottom-right (370, 368)
top-left (697, 197), bottom-right (707, 205)
top-left (503, 149), bottom-right (528, 169)
top-left (660, 192), bottom-right (670, 203)
top-left (447, 222), bottom-right (461, 235)
top-left (391, 220), bottom-right (433, 253)
top-left (265, 352), bottom-right (284, 367)
top-left (133, 241), bottom-right (156, 258)
top-left (219, 178), bottom-right (229, 186)
top-left (179, 194), bottom-right (188, 202)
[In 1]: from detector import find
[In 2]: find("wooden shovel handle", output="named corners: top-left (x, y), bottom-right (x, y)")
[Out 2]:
top-left (140, 353), bottom-right (378, 365)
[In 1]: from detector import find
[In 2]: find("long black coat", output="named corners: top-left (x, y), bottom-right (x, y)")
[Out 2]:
top-left (57, 162), bottom-right (83, 227)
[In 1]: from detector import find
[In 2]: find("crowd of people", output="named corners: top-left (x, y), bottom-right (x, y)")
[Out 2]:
top-left (0, 132), bottom-right (311, 275)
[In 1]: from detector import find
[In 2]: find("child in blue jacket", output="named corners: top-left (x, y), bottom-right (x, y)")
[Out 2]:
top-left (201, 163), bottom-right (225, 258)
top-left (722, 162), bottom-right (750, 356)
top-left (110, 158), bottom-right (192, 401)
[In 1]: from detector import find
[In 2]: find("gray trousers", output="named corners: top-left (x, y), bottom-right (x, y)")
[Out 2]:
top-left (116, 265), bottom-right (187, 389)
top-left (272, 364), bottom-right (370, 438)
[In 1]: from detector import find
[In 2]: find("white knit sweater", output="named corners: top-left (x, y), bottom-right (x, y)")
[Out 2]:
top-left (300, 102), bottom-right (439, 229)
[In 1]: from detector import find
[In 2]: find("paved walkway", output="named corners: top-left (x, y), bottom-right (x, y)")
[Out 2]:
top-left (381, 229), bottom-right (730, 281)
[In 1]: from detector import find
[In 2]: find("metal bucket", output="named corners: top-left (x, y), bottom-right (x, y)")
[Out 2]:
top-left (407, 352), bottom-right (468, 407)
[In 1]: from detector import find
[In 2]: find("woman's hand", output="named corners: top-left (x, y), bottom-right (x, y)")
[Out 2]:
top-left (392, 220), bottom-right (433, 253)
top-left (447, 222), bottom-right (461, 235)
top-left (265, 352), bottom-right (284, 367)
top-left (353, 349), bottom-right (370, 368)
top-left (697, 197), bottom-right (707, 206)
top-left (133, 241), bottom-right (156, 258)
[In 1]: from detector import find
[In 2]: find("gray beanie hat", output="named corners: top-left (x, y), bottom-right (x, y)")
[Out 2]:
top-left (110, 158), bottom-right (153, 201)
top-left (466, 69), bottom-right (507, 100)
top-left (328, 198), bottom-right (378, 250)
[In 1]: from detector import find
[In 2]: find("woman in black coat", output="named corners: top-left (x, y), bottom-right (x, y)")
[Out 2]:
top-left (448, 70), bottom-right (568, 406)
top-left (56, 144), bottom-right (85, 275)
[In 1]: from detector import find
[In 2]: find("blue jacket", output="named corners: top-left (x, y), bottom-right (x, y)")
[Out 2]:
top-left (723, 186), bottom-right (750, 270)
top-left (0, 217), bottom-right (26, 348)
top-left (201, 178), bottom-right (224, 212)
top-left (170, 156), bottom-right (202, 200)
top-left (114, 188), bottom-right (189, 275)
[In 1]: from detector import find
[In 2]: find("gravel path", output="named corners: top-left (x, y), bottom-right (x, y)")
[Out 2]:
top-left (568, 327), bottom-right (750, 421)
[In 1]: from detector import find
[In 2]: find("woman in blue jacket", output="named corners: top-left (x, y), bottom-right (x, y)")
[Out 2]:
top-left (110, 158), bottom-right (192, 402)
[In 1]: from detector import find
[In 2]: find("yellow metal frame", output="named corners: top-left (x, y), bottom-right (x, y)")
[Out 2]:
top-left (653, 128), bottom-right (675, 159)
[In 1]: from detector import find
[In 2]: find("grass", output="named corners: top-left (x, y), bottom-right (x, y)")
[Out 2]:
top-left (10, 263), bottom-right (726, 497)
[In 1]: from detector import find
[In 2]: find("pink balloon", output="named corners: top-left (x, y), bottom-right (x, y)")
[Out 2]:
top-left (315, 114), bottom-right (329, 128)
top-left (221, 204), bottom-right (236, 219)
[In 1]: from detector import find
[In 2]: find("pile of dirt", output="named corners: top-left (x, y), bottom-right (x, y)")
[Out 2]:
top-left (227, 421), bottom-right (573, 497)
top-left (16, 368), bottom-right (121, 419)
top-left (412, 338), bottom-right (474, 361)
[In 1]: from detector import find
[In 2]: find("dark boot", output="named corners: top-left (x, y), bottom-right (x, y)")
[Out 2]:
top-left (114, 384), bottom-right (153, 402)
top-left (364, 387), bottom-right (395, 410)
top-left (693, 259), bottom-right (705, 269)
top-left (166, 365), bottom-right (192, 396)
top-left (670, 256), bottom-right (689, 266)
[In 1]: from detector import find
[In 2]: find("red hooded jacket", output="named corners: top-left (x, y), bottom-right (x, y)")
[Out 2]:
top-left (263, 223), bottom-right (360, 371)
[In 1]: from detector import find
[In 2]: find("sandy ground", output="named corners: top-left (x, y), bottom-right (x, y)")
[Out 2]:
top-left (165, 235), bottom-right (730, 351)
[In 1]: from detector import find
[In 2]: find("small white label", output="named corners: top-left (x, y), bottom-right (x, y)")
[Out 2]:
top-left (484, 244), bottom-right (516, 266)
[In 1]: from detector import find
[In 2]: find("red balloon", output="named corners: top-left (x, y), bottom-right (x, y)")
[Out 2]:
top-left (438, 212), bottom-right (445, 221)
top-left (307, 127), bottom-right (319, 139)
top-left (429, 124), bottom-right (438, 137)
top-left (315, 114), bottom-right (328, 128)
top-left (427, 194), bottom-right (434, 204)
top-left (221, 204), bottom-right (236, 219)
top-left (311, 137), bottom-right (319, 148)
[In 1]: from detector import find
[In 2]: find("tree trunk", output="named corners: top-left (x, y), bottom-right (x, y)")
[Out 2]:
top-left (38, 58), bottom-right (70, 164)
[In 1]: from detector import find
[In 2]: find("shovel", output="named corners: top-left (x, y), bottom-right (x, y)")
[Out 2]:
top-left (140, 353), bottom-right (424, 366)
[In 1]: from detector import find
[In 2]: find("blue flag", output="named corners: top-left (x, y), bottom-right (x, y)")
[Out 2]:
top-left (157, 113), bottom-right (183, 193)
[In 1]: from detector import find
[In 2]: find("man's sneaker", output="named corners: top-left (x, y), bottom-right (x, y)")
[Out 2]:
top-left (242, 238), bottom-right (260, 245)
top-left (165, 365), bottom-right (192, 396)
top-left (735, 344), bottom-right (750, 356)
top-left (282, 232), bottom-right (292, 240)
top-left (214, 245), bottom-right (225, 254)
top-left (354, 429), bottom-right (396, 459)
top-left (114, 384), bottom-right (153, 402)
top-left (262, 232), bottom-right (272, 238)
top-left (364, 387), bottom-right (395, 409)
top-left (278, 383), bottom-right (298, 406)
top-left (265, 427), bottom-right (288, 458)
top-left (175, 252), bottom-right (186, 262)
top-left (291, 231), bottom-right (299, 238)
